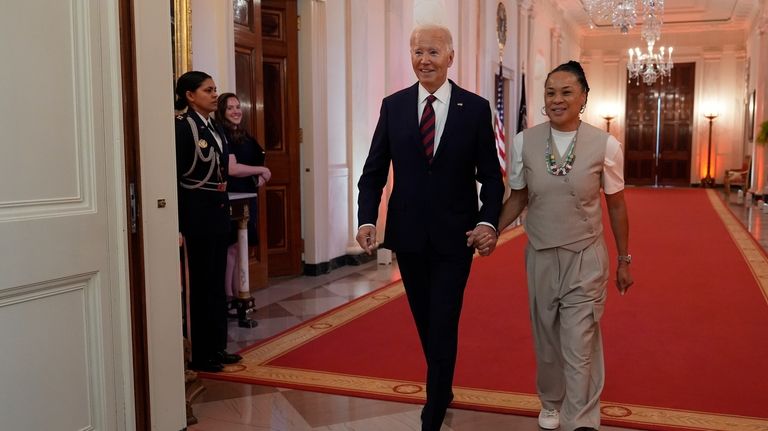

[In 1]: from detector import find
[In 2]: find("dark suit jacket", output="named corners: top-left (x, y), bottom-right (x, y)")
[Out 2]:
top-left (357, 80), bottom-right (504, 254)
top-left (175, 111), bottom-right (231, 236)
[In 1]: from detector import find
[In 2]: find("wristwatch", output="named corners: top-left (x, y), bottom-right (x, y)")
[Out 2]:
top-left (617, 255), bottom-right (632, 264)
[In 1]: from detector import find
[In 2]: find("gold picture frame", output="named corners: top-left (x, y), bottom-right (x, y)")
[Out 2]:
top-left (171, 0), bottom-right (192, 80)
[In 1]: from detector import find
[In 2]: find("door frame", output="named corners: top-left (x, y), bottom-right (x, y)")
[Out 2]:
top-left (119, 0), bottom-right (150, 427)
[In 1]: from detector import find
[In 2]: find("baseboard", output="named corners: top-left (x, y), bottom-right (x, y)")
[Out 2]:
top-left (303, 252), bottom-right (376, 276)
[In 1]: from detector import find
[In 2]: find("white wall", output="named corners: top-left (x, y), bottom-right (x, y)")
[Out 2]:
top-left (191, 0), bottom-right (235, 93)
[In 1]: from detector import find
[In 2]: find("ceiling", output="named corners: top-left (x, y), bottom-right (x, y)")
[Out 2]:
top-left (556, 0), bottom-right (762, 35)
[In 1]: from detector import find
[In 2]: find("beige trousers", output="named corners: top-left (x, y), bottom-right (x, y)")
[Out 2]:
top-left (525, 237), bottom-right (609, 431)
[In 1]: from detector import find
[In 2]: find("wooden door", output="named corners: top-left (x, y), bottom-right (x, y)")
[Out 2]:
top-left (624, 62), bottom-right (695, 186)
top-left (261, 0), bottom-right (302, 276)
top-left (234, 0), bottom-right (269, 288)
top-left (625, 81), bottom-right (660, 185)
top-left (657, 63), bottom-right (695, 186)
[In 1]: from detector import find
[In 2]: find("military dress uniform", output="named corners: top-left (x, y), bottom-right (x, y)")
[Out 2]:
top-left (175, 110), bottom-right (231, 370)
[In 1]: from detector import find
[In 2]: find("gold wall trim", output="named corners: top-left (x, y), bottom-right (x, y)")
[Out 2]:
top-left (172, 0), bottom-right (192, 78)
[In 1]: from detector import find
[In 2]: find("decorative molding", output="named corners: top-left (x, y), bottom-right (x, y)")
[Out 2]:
top-left (519, 0), bottom-right (534, 17)
top-left (702, 50), bottom-right (723, 61)
top-left (0, 0), bottom-right (97, 223)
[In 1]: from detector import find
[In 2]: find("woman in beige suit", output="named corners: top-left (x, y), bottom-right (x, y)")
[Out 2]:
top-left (495, 61), bottom-right (633, 431)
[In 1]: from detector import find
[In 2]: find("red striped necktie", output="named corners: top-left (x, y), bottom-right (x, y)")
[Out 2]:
top-left (420, 95), bottom-right (437, 162)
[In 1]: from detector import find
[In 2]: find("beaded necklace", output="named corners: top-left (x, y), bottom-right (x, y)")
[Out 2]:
top-left (545, 122), bottom-right (580, 176)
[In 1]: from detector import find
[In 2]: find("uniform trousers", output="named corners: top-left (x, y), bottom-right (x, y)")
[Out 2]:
top-left (185, 232), bottom-right (229, 363)
top-left (525, 236), bottom-right (609, 431)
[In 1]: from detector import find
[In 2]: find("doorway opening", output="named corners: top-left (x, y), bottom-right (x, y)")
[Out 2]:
top-left (624, 62), bottom-right (695, 186)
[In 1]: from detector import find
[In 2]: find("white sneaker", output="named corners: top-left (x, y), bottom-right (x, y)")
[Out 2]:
top-left (538, 408), bottom-right (560, 429)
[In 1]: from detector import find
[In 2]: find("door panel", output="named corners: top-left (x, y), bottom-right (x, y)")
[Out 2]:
top-left (234, 1), bottom-right (269, 289)
top-left (658, 63), bottom-right (695, 185)
top-left (0, 0), bottom-right (123, 428)
top-left (624, 63), bottom-right (695, 186)
top-left (261, 0), bottom-right (302, 276)
top-left (625, 86), bottom-right (660, 185)
top-left (263, 59), bottom-right (286, 152)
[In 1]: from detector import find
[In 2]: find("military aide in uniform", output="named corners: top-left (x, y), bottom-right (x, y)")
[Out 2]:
top-left (174, 71), bottom-right (242, 372)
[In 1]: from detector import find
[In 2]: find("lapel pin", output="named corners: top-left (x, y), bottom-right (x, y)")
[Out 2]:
top-left (457, 102), bottom-right (463, 106)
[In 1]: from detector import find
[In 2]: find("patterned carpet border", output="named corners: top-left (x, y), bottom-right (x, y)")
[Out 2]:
top-left (205, 193), bottom-right (768, 431)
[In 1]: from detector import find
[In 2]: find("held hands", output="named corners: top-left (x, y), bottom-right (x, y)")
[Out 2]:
top-left (616, 263), bottom-right (634, 295)
top-left (466, 225), bottom-right (498, 257)
top-left (356, 225), bottom-right (378, 255)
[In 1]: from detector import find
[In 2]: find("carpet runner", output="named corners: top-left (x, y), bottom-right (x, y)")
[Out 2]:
top-left (205, 189), bottom-right (768, 431)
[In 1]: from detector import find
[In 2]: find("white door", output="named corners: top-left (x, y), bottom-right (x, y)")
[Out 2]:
top-left (0, 0), bottom-right (130, 429)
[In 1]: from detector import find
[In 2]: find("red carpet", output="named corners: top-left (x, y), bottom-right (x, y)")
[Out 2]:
top-left (207, 189), bottom-right (768, 431)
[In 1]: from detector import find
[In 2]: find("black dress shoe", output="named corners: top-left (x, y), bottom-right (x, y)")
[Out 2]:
top-left (421, 392), bottom-right (454, 430)
top-left (190, 359), bottom-right (224, 372)
top-left (216, 350), bottom-right (243, 364)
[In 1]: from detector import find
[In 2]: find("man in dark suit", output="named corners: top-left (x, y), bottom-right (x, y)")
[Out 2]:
top-left (356, 25), bottom-right (504, 431)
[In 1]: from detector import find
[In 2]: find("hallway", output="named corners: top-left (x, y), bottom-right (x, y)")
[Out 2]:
top-left (187, 189), bottom-right (765, 431)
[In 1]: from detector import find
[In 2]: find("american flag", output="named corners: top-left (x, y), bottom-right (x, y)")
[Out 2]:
top-left (517, 72), bottom-right (527, 133)
top-left (493, 65), bottom-right (507, 177)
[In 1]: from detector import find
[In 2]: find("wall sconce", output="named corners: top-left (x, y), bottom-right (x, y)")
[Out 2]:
top-left (601, 114), bottom-right (616, 133)
top-left (701, 111), bottom-right (719, 188)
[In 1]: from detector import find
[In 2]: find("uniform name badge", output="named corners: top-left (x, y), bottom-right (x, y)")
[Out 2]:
top-left (198, 139), bottom-right (208, 149)
top-left (217, 182), bottom-right (227, 192)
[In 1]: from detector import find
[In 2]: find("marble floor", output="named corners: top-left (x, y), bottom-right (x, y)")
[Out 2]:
top-left (188, 189), bottom-right (765, 431)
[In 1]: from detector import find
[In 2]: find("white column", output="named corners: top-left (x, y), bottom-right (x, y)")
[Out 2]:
top-left (550, 25), bottom-right (562, 68)
top-left (298, 0), bottom-right (329, 265)
top-left (348, 0), bottom-right (388, 255)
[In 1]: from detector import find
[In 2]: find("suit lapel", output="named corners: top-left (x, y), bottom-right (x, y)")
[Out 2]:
top-left (432, 81), bottom-right (462, 163)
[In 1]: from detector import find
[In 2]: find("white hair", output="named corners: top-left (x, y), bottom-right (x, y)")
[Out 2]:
top-left (410, 24), bottom-right (454, 52)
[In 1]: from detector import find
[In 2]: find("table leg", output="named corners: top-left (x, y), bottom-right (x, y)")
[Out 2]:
top-left (232, 203), bottom-right (257, 328)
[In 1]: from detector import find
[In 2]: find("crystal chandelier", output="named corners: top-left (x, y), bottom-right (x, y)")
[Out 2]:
top-left (583, 0), bottom-right (664, 35)
top-left (627, 42), bottom-right (673, 85)
top-left (640, 0), bottom-right (664, 45)
top-left (584, 0), bottom-right (636, 32)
